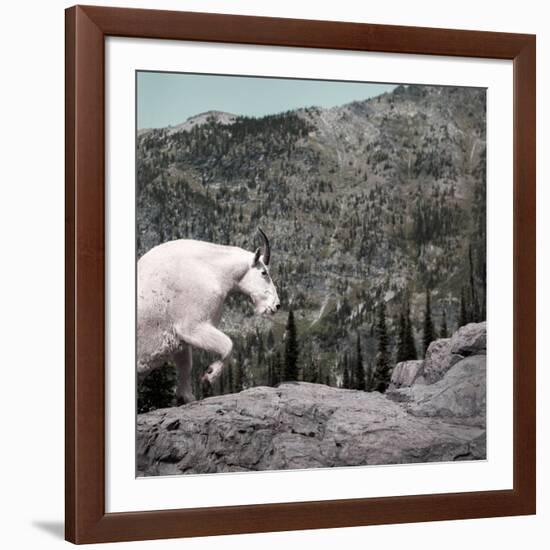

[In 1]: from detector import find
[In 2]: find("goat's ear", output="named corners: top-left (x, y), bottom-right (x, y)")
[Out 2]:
top-left (252, 247), bottom-right (262, 266)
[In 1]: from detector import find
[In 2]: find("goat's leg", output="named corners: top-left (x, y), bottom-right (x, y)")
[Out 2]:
top-left (174, 346), bottom-right (195, 405)
top-left (176, 323), bottom-right (233, 388)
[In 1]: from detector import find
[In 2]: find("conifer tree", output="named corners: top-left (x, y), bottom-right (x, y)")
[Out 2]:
top-left (403, 300), bottom-right (417, 361)
top-left (137, 364), bottom-right (176, 413)
top-left (468, 244), bottom-right (479, 322)
top-left (226, 362), bottom-right (234, 394)
top-left (396, 312), bottom-right (407, 363)
top-left (365, 360), bottom-right (375, 391)
top-left (218, 366), bottom-right (225, 395)
top-left (266, 329), bottom-right (275, 350)
top-left (440, 309), bottom-right (448, 339)
top-left (373, 302), bottom-right (391, 392)
top-left (306, 360), bottom-right (319, 384)
top-left (267, 360), bottom-right (273, 387)
top-left (353, 332), bottom-right (366, 390)
top-left (301, 340), bottom-right (317, 383)
top-left (480, 259), bottom-right (487, 321)
top-left (459, 286), bottom-right (469, 328)
top-left (272, 351), bottom-right (282, 386)
top-left (267, 352), bottom-right (276, 387)
top-left (256, 329), bottom-right (265, 366)
top-left (234, 352), bottom-right (245, 392)
top-left (284, 308), bottom-right (299, 381)
top-left (342, 352), bottom-right (351, 389)
top-left (342, 360), bottom-right (350, 389)
top-left (423, 288), bottom-right (435, 356)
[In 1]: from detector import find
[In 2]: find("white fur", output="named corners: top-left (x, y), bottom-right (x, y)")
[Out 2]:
top-left (137, 239), bottom-right (280, 403)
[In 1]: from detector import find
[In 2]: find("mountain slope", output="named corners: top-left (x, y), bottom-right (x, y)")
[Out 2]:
top-left (136, 84), bottom-right (486, 394)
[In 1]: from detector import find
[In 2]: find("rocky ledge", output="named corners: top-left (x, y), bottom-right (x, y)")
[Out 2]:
top-left (137, 323), bottom-right (486, 476)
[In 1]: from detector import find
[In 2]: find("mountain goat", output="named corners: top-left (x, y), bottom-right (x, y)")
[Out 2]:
top-left (137, 229), bottom-right (280, 404)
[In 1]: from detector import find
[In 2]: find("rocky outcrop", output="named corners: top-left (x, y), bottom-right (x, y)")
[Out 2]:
top-left (138, 380), bottom-right (486, 476)
top-left (388, 356), bottom-right (486, 424)
top-left (390, 360), bottom-right (425, 388)
top-left (388, 322), bottom-right (486, 425)
top-left (137, 323), bottom-right (487, 477)
top-left (423, 338), bottom-right (451, 383)
top-left (423, 338), bottom-right (465, 384)
top-left (450, 322), bottom-right (487, 357)
top-left (421, 322), bottom-right (486, 384)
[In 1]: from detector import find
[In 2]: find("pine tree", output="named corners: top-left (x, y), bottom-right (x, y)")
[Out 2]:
top-left (480, 259), bottom-right (487, 321)
top-left (301, 340), bottom-right (317, 383)
top-left (226, 362), bottom-right (234, 393)
top-left (218, 367), bottom-right (225, 395)
top-left (423, 288), bottom-right (435, 356)
top-left (403, 301), bottom-right (417, 360)
top-left (256, 329), bottom-right (265, 366)
top-left (440, 309), bottom-right (448, 339)
top-left (342, 352), bottom-right (351, 389)
top-left (137, 364), bottom-right (176, 413)
top-left (373, 302), bottom-right (391, 392)
top-left (267, 360), bottom-right (273, 387)
top-left (352, 332), bottom-right (366, 390)
top-left (306, 359), bottom-right (319, 384)
top-left (365, 360), bottom-right (375, 391)
top-left (459, 286), bottom-right (469, 328)
top-left (468, 244), bottom-right (479, 322)
top-left (284, 308), bottom-right (299, 381)
top-left (234, 352), bottom-right (245, 392)
top-left (342, 360), bottom-right (350, 389)
top-left (272, 351), bottom-right (282, 386)
top-left (396, 312), bottom-right (407, 363)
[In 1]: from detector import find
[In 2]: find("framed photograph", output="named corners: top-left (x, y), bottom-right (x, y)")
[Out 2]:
top-left (65, 5), bottom-right (536, 544)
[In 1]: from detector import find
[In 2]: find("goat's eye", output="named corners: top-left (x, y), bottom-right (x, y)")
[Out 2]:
top-left (261, 270), bottom-right (267, 276)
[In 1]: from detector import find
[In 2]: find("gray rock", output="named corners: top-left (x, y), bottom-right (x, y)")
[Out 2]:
top-left (389, 355), bottom-right (486, 424)
top-left (423, 338), bottom-right (454, 383)
top-left (450, 322), bottom-right (486, 357)
top-left (422, 323), bottom-right (486, 384)
top-left (390, 360), bottom-right (424, 388)
top-left (137, 381), bottom-right (486, 476)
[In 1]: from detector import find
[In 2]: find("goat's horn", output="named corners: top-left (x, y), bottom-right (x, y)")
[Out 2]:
top-left (257, 227), bottom-right (271, 265)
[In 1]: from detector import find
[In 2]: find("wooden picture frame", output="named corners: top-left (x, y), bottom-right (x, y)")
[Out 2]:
top-left (65, 4), bottom-right (536, 544)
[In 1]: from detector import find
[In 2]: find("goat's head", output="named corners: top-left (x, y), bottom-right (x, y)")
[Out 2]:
top-left (238, 228), bottom-right (280, 315)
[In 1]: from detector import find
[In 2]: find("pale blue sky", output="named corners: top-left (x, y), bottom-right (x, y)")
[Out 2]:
top-left (137, 71), bottom-right (396, 130)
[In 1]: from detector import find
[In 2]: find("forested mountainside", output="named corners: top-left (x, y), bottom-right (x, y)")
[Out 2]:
top-left (136, 84), bottom-right (486, 410)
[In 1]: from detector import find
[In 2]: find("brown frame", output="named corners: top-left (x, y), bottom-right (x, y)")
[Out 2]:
top-left (65, 4), bottom-right (536, 544)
